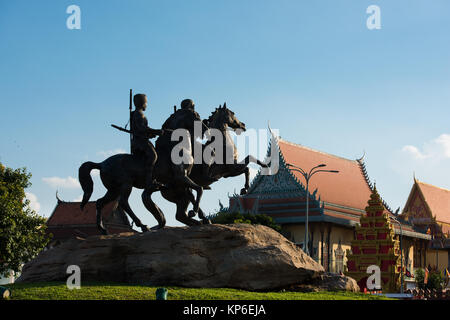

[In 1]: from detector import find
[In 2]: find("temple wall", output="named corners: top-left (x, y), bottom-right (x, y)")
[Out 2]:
top-left (282, 224), bottom-right (305, 245)
top-left (281, 223), bottom-right (354, 272)
top-left (282, 222), bottom-right (447, 277)
top-left (329, 226), bottom-right (353, 273)
top-left (425, 249), bottom-right (449, 271)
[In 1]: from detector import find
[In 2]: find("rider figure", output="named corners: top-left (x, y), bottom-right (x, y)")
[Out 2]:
top-left (131, 93), bottom-right (164, 191)
top-left (180, 98), bottom-right (195, 111)
top-left (180, 99), bottom-right (213, 182)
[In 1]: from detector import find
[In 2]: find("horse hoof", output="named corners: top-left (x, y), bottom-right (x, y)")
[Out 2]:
top-left (188, 210), bottom-right (196, 218)
top-left (140, 225), bottom-right (151, 233)
top-left (202, 219), bottom-right (212, 225)
top-left (240, 188), bottom-right (247, 195)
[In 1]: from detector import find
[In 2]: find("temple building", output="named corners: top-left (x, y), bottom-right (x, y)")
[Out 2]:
top-left (399, 178), bottom-right (450, 271)
top-left (46, 195), bottom-right (134, 247)
top-left (227, 133), bottom-right (432, 275)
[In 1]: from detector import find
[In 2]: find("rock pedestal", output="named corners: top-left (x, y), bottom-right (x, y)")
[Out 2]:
top-left (18, 224), bottom-right (325, 291)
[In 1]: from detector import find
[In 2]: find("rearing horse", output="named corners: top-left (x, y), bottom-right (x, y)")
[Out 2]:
top-left (78, 108), bottom-right (208, 234)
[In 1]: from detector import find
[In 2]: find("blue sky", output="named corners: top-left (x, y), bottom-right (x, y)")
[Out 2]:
top-left (1, 1), bottom-right (449, 228)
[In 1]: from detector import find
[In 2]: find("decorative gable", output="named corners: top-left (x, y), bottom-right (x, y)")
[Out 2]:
top-left (249, 163), bottom-right (304, 196)
top-left (403, 183), bottom-right (434, 224)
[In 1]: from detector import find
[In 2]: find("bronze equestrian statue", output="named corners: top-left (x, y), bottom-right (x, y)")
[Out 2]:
top-left (78, 96), bottom-right (268, 234)
top-left (79, 96), bottom-right (207, 234)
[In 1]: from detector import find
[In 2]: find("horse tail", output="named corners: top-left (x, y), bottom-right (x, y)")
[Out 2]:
top-left (78, 161), bottom-right (101, 210)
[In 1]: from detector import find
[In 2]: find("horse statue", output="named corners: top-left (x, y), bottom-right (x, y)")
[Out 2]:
top-left (159, 103), bottom-right (269, 223)
top-left (78, 107), bottom-right (208, 234)
top-left (78, 103), bottom-right (268, 234)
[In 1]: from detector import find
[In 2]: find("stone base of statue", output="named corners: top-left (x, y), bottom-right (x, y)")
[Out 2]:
top-left (17, 224), bottom-right (357, 291)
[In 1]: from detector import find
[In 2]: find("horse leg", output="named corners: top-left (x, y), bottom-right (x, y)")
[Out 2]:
top-left (223, 163), bottom-right (251, 195)
top-left (187, 190), bottom-right (211, 224)
top-left (175, 196), bottom-right (202, 226)
top-left (96, 189), bottom-right (119, 235)
top-left (141, 189), bottom-right (166, 230)
top-left (173, 170), bottom-right (203, 213)
top-left (242, 155), bottom-right (269, 168)
top-left (119, 185), bottom-right (150, 233)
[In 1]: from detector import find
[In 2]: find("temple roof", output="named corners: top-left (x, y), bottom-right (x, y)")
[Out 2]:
top-left (47, 199), bottom-right (131, 228)
top-left (46, 199), bottom-right (133, 241)
top-left (277, 139), bottom-right (374, 212)
top-left (231, 134), bottom-right (431, 239)
top-left (414, 180), bottom-right (450, 225)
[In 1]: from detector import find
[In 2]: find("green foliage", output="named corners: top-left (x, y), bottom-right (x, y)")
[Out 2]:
top-left (0, 163), bottom-right (50, 277)
top-left (8, 282), bottom-right (393, 300)
top-left (233, 218), bottom-right (251, 224)
top-left (209, 210), bottom-right (282, 233)
top-left (415, 268), bottom-right (443, 290)
top-left (428, 271), bottom-right (443, 290)
top-left (415, 268), bottom-right (425, 289)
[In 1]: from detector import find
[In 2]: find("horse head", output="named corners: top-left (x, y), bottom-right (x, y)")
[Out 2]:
top-left (207, 102), bottom-right (246, 134)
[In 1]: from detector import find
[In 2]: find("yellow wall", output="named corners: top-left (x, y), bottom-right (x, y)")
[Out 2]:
top-left (425, 249), bottom-right (449, 272)
top-left (329, 226), bottom-right (353, 273)
top-left (283, 222), bottom-right (449, 279)
top-left (281, 223), bottom-right (353, 272)
top-left (283, 224), bottom-right (305, 245)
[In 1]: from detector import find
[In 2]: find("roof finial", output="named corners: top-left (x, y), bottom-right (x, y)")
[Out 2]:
top-left (356, 150), bottom-right (366, 162)
top-left (56, 190), bottom-right (63, 204)
top-left (413, 171), bottom-right (418, 182)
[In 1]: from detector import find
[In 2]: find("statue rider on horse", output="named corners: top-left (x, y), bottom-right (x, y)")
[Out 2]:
top-left (130, 93), bottom-right (165, 192)
top-left (79, 93), bottom-right (269, 234)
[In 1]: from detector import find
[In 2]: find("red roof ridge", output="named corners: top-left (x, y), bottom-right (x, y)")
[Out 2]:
top-left (413, 179), bottom-right (450, 224)
top-left (275, 137), bottom-right (395, 214)
top-left (278, 138), bottom-right (361, 164)
top-left (416, 179), bottom-right (450, 193)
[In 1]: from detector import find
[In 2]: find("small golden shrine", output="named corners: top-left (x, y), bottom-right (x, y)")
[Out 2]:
top-left (346, 186), bottom-right (401, 292)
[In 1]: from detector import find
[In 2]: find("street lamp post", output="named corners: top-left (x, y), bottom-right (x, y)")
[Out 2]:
top-left (286, 163), bottom-right (339, 256)
top-left (392, 217), bottom-right (404, 294)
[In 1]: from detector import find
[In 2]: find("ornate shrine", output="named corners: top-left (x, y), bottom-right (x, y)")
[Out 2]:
top-left (346, 186), bottom-right (402, 292)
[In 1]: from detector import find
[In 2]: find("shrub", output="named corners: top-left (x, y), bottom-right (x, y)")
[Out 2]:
top-left (427, 271), bottom-right (443, 290)
top-left (415, 268), bottom-right (443, 290)
top-left (209, 211), bottom-right (282, 233)
top-left (415, 269), bottom-right (425, 289)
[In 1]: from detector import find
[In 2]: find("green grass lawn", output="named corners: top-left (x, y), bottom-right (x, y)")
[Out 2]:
top-left (5, 282), bottom-right (393, 300)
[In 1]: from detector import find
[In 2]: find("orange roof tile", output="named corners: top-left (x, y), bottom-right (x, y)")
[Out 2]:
top-left (278, 139), bottom-right (373, 211)
top-left (417, 181), bottom-right (450, 225)
top-left (47, 201), bottom-right (117, 226)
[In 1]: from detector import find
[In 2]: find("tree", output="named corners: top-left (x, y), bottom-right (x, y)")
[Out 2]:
top-left (0, 163), bottom-right (50, 277)
top-left (209, 210), bottom-right (282, 233)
